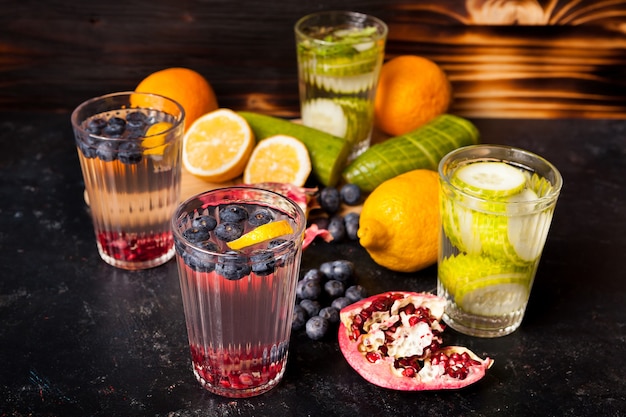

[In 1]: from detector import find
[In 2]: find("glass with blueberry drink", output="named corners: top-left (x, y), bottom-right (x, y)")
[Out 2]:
top-left (171, 187), bottom-right (306, 398)
top-left (295, 11), bottom-right (387, 160)
top-left (437, 145), bottom-right (562, 337)
top-left (71, 92), bottom-right (185, 270)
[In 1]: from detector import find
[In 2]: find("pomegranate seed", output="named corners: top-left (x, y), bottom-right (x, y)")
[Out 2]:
top-left (402, 367), bottom-right (417, 377)
top-left (366, 351), bottom-right (382, 363)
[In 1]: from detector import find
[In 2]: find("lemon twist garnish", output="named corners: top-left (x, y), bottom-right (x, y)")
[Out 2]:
top-left (227, 220), bottom-right (294, 251)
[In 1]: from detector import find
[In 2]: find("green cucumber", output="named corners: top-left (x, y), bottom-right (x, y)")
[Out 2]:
top-left (239, 111), bottom-right (351, 187)
top-left (342, 114), bottom-right (481, 192)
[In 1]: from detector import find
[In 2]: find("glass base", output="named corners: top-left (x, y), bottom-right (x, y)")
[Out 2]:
top-left (442, 305), bottom-right (524, 338)
top-left (193, 363), bottom-right (286, 398)
top-left (97, 243), bottom-right (175, 270)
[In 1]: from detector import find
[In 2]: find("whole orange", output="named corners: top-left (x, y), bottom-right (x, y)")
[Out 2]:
top-left (135, 67), bottom-right (218, 130)
top-left (374, 55), bottom-right (452, 137)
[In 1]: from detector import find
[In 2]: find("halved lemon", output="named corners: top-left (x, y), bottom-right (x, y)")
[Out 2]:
top-left (227, 219), bottom-right (294, 251)
top-left (182, 109), bottom-right (254, 182)
top-left (243, 134), bottom-right (312, 186)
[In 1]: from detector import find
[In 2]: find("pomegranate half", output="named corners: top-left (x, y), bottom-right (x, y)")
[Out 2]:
top-left (338, 291), bottom-right (493, 390)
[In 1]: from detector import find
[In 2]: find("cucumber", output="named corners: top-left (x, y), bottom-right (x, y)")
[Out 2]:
top-left (238, 111), bottom-right (351, 187)
top-left (342, 114), bottom-right (480, 192)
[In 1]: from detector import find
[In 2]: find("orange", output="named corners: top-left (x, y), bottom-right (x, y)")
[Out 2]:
top-left (135, 67), bottom-right (218, 130)
top-left (358, 169), bottom-right (440, 273)
top-left (243, 135), bottom-right (312, 187)
top-left (182, 109), bottom-right (254, 182)
top-left (374, 55), bottom-right (452, 137)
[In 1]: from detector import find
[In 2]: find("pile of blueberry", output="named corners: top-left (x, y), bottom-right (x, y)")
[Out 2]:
top-left (75, 111), bottom-right (164, 164)
top-left (177, 204), bottom-right (288, 279)
top-left (292, 259), bottom-right (368, 340)
top-left (311, 184), bottom-right (362, 242)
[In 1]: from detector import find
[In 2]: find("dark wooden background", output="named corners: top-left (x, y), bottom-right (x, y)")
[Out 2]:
top-left (2, 0), bottom-right (625, 118)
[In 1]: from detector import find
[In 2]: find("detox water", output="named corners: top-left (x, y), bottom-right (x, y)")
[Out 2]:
top-left (296, 11), bottom-right (387, 160)
top-left (437, 145), bottom-right (562, 338)
top-left (172, 187), bottom-right (305, 398)
top-left (72, 93), bottom-right (185, 270)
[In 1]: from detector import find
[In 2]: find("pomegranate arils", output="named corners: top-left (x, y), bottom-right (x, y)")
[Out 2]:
top-left (429, 351), bottom-right (482, 381)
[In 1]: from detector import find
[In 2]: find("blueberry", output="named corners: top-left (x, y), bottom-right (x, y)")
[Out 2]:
top-left (86, 117), bottom-right (107, 135)
top-left (292, 305), bottom-right (307, 331)
top-left (126, 111), bottom-right (148, 129)
top-left (331, 296), bottom-right (352, 311)
top-left (248, 208), bottom-right (274, 226)
top-left (301, 268), bottom-right (323, 285)
top-left (215, 222), bottom-right (244, 242)
top-left (219, 205), bottom-right (249, 223)
top-left (118, 141), bottom-right (143, 164)
top-left (345, 285), bottom-right (367, 302)
top-left (216, 252), bottom-right (251, 280)
top-left (250, 250), bottom-right (275, 276)
top-left (305, 316), bottom-right (329, 340)
top-left (95, 141), bottom-right (118, 162)
top-left (309, 216), bottom-right (330, 230)
top-left (320, 260), bottom-right (354, 283)
top-left (296, 279), bottom-right (321, 300)
top-left (327, 215), bottom-right (346, 241)
top-left (103, 117), bottom-right (126, 137)
top-left (182, 242), bottom-right (218, 272)
top-left (324, 280), bottom-right (345, 299)
top-left (192, 215), bottom-right (217, 231)
top-left (319, 187), bottom-right (341, 214)
top-left (299, 299), bottom-right (321, 317)
top-left (318, 306), bottom-right (340, 324)
top-left (78, 141), bottom-right (98, 159)
top-left (340, 184), bottom-right (362, 206)
top-left (344, 212), bottom-right (360, 241)
top-left (267, 238), bottom-right (288, 249)
top-left (182, 226), bottom-right (211, 243)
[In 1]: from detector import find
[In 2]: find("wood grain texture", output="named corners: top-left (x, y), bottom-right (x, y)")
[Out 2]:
top-left (1, 0), bottom-right (625, 118)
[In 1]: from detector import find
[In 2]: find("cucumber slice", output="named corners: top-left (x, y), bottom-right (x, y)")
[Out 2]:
top-left (301, 98), bottom-right (348, 138)
top-left (457, 278), bottom-right (530, 317)
top-left (505, 188), bottom-right (552, 262)
top-left (438, 254), bottom-right (532, 316)
top-left (452, 161), bottom-right (526, 198)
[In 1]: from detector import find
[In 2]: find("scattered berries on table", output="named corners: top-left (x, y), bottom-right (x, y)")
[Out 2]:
top-left (340, 183), bottom-right (362, 206)
top-left (305, 316), bottom-right (329, 340)
top-left (319, 187), bottom-right (341, 214)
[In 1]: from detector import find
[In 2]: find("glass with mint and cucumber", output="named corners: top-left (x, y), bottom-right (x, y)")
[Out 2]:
top-left (295, 10), bottom-right (387, 161)
top-left (437, 145), bottom-right (562, 338)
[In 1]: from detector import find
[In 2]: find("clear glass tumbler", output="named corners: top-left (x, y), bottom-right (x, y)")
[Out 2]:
top-left (295, 10), bottom-right (387, 160)
top-left (171, 187), bottom-right (306, 397)
top-left (438, 144), bottom-right (562, 337)
top-left (71, 92), bottom-right (185, 270)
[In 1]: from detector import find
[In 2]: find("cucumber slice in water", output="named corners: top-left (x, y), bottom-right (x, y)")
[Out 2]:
top-left (452, 161), bottom-right (526, 198)
top-left (301, 98), bottom-right (348, 138)
top-left (438, 254), bottom-right (532, 316)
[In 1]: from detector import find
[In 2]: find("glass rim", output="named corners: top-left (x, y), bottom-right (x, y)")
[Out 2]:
top-left (295, 10), bottom-right (388, 43)
top-left (70, 91), bottom-right (186, 143)
top-left (172, 186), bottom-right (307, 257)
top-left (439, 144), bottom-right (563, 205)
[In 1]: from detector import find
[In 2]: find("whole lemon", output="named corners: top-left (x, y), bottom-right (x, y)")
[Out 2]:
top-left (374, 55), bottom-right (452, 137)
top-left (358, 169), bottom-right (440, 273)
top-left (135, 67), bottom-right (218, 130)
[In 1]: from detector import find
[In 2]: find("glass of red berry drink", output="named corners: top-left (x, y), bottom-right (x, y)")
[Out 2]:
top-left (171, 187), bottom-right (306, 398)
top-left (71, 92), bottom-right (185, 270)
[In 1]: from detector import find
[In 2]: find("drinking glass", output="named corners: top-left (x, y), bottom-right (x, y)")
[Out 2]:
top-left (71, 92), bottom-right (185, 270)
top-left (171, 186), bottom-right (306, 397)
top-left (438, 144), bottom-right (562, 337)
top-left (295, 10), bottom-right (387, 160)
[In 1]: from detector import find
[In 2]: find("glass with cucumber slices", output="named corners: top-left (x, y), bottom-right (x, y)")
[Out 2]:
top-left (295, 11), bottom-right (387, 160)
top-left (437, 145), bottom-right (562, 337)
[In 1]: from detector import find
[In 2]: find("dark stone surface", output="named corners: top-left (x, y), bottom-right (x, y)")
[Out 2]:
top-left (1, 113), bottom-right (625, 416)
